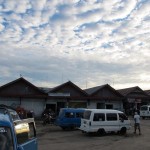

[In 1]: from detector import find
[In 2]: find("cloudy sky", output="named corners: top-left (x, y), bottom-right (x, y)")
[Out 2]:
top-left (0, 0), bottom-right (150, 90)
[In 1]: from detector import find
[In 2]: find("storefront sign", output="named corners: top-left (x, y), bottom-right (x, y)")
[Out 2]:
top-left (135, 99), bottom-right (141, 103)
top-left (127, 98), bottom-right (141, 103)
top-left (128, 98), bottom-right (135, 103)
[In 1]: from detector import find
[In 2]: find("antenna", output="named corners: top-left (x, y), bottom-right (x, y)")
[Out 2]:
top-left (86, 80), bottom-right (88, 89)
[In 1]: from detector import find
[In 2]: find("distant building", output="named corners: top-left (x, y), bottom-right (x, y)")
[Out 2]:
top-left (0, 77), bottom-right (149, 118)
top-left (0, 77), bottom-right (47, 117)
top-left (84, 84), bottom-right (124, 111)
top-left (118, 86), bottom-right (149, 115)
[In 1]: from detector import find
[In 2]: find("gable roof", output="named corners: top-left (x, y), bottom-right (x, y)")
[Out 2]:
top-left (0, 77), bottom-right (46, 95)
top-left (49, 81), bottom-right (88, 96)
top-left (117, 86), bottom-right (148, 97)
top-left (84, 84), bottom-right (123, 97)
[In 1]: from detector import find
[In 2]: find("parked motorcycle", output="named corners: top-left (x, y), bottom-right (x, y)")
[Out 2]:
top-left (42, 109), bottom-right (56, 125)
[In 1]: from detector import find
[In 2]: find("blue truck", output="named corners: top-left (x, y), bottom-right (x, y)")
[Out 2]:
top-left (55, 108), bottom-right (85, 130)
top-left (0, 106), bottom-right (37, 150)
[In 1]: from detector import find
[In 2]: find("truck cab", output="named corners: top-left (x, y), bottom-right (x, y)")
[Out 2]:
top-left (0, 106), bottom-right (37, 150)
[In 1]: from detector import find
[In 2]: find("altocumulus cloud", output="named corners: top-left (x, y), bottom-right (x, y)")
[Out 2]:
top-left (0, 0), bottom-right (150, 90)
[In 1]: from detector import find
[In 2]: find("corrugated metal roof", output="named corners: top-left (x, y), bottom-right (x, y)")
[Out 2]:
top-left (117, 86), bottom-right (148, 97)
top-left (117, 86), bottom-right (138, 96)
top-left (49, 81), bottom-right (88, 96)
top-left (144, 90), bottom-right (150, 96)
top-left (84, 84), bottom-right (107, 95)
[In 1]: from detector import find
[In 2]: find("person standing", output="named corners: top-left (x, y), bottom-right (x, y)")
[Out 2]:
top-left (134, 111), bottom-right (141, 135)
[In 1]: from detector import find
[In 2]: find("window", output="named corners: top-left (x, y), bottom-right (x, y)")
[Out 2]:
top-left (106, 113), bottom-right (117, 121)
top-left (76, 112), bottom-right (83, 118)
top-left (28, 122), bottom-right (36, 139)
top-left (0, 126), bottom-right (14, 150)
top-left (119, 113), bottom-right (128, 120)
top-left (93, 113), bottom-right (105, 121)
top-left (65, 112), bottom-right (74, 118)
top-left (83, 111), bottom-right (91, 120)
top-left (106, 104), bottom-right (113, 109)
top-left (140, 106), bottom-right (147, 111)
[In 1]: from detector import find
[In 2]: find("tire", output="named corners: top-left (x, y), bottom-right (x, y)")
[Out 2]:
top-left (69, 126), bottom-right (75, 130)
top-left (120, 127), bottom-right (126, 135)
top-left (97, 129), bottom-right (106, 136)
top-left (82, 131), bottom-right (86, 133)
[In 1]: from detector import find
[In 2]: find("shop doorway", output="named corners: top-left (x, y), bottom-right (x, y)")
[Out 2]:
top-left (57, 102), bottom-right (66, 115)
top-left (46, 104), bottom-right (56, 112)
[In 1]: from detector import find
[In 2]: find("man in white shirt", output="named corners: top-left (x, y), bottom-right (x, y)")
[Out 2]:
top-left (134, 111), bottom-right (141, 135)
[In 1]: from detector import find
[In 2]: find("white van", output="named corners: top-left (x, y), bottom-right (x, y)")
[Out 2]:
top-left (79, 109), bottom-right (131, 135)
top-left (140, 105), bottom-right (150, 119)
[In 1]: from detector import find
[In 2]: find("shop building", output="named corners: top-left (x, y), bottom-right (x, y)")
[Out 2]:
top-left (117, 86), bottom-right (149, 115)
top-left (84, 84), bottom-right (124, 111)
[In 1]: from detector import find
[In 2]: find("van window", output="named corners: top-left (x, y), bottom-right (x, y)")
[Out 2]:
top-left (140, 106), bottom-right (147, 111)
top-left (65, 112), bottom-right (74, 118)
top-left (106, 113), bottom-right (117, 121)
top-left (119, 113), bottom-right (128, 120)
top-left (149, 107), bottom-right (150, 111)
top-left (76, 112), bottom-right (83, 118)
top-left (93, 113), bottom-right (105, 121)
top-left (83, 111), bottom-right (91, 120)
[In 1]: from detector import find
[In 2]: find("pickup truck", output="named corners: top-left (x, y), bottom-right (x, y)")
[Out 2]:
top-left (0, 106), bottom-right (38, 150)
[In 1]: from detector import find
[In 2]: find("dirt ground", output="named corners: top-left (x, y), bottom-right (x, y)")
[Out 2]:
top-left (36, 118), bottom-right (150, 150)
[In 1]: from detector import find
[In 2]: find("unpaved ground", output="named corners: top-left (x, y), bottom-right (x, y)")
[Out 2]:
top-left (36, 118), bottom-right (150, 150)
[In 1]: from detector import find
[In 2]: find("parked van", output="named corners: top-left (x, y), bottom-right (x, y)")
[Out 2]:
top-left (0, 106), bottom-right (37, 150)
top-left (55, 108), bottom-right (85, 130)
top-left (79, 109), bottom-right (131, 135)
top-left (140, 105), bottom-right (150, 119)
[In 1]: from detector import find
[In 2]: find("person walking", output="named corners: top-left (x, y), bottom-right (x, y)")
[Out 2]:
top-left (134, 111), bottom-right (141, 135)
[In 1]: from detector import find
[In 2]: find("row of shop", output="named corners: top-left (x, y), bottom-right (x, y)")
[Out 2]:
top-left (0, 77), bottom-right (149, 117)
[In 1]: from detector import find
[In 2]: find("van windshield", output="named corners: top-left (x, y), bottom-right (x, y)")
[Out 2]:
top-left (83, 111), bottom-right (91, 120)
top-left (0, 126), bottom-right (14, 150)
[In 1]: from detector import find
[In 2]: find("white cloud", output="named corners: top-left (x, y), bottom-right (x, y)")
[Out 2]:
top-left (0, 0), bottom-right (150, 90)
top-left (0, 23), bottom-right (4, 31)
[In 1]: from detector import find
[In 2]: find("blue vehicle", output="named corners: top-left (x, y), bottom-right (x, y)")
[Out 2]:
top-left (55, 108), bottom-right (85, 130)
top-left (0, 106), bottom-right (37, 150)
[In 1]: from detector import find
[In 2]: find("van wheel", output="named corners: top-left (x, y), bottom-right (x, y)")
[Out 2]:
top-left (82, 131), bottom-right (86, 133)
top-left (97, 129), bottom-right (106, 136)
top-left (142, 117), bottom-right (145, 119)
top-left (120, 127), bottom-right (126, 135)
top-left (70, 126), bottom-right (75, 130)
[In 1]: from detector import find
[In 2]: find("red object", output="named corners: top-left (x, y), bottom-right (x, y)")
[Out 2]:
top-left (16, 106), bottom-right (27, 119)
